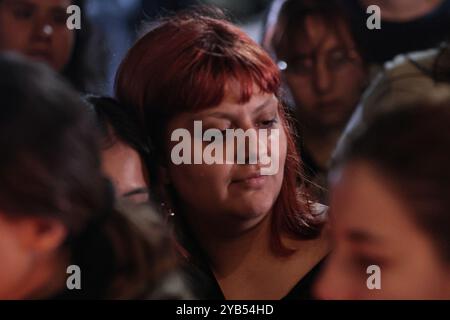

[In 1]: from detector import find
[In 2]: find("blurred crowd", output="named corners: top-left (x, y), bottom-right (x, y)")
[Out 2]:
top-left (0, 0), bottom-right (450, 300)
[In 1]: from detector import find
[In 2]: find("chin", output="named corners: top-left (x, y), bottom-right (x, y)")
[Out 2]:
top-left (232, 199), bottom-right (274, 220)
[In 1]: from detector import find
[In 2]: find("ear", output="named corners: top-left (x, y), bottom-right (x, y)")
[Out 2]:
top-left (18, 217), bottom-right (68, 254)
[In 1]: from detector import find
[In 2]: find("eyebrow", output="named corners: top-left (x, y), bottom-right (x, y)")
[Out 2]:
top-left (51, 6), bottom-right (69, 13)
top-left (345, 230), bottom-right (384, 245)
top-left (200, 96), bottom-right (278, 120)
top-left (4, 0), bottom-right (33, 6)
top-left (6, 0), bottom-right (67, 10)
top-left (122, 188), bottom-right (150, 198)
top-left (291, 44), bottom-right (348, 59)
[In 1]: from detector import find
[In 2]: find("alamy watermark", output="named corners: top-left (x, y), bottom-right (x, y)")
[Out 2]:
top-left (66, 5), bottom-right (81, 30)
top-left (66, 265), bottom-right (81, 290)
top-left (62, 4), bottom-right (382, 33)
top-left (366, 265), bottom-right (381, 290)
top-left (366, 5), bottom-right (382, 30)
top-left (170, 121), bottom-right (280, 176)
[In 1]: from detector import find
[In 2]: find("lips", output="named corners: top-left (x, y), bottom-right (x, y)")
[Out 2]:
top-left (317, 100), bottom-right (340, 110)
top-left (232, 172), bottom-right (267, 189)
top-left (27, 49), bottom-right (53, 64)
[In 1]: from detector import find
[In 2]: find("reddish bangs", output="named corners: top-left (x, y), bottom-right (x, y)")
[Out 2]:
top-left (115, 12), bottom-right (280, 119)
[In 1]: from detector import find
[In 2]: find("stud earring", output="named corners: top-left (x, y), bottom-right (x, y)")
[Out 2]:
top-left (43, 25), bottom-right (53, 36)
top-left (161, 202), bottom-right (175, 217)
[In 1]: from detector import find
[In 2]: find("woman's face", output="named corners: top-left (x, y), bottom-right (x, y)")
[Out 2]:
top-left (315, 162), bottom-right (450, 299)
top-left (279, 15), bottom-right (366, 130)
top-left (0, 0), bottom-right (75, 72)
top-left (163, 85), bottom-right (287, 237)
top-left (101, 140), bottom-right (150, 204)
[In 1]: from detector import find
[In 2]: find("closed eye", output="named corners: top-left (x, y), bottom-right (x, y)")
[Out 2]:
top-left (259, 118), bottom-right (278, 129)
top-left (13, 6), bottom-right (34, 19)
top-left (52, 9), bottom-right (68, 25)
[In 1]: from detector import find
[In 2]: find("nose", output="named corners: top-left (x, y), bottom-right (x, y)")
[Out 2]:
top-left (237, 121), bottom-right (258, 165)
top-left (313, 61), bottom-right (332, 95)
top-left (227, 119), bottom-right (263, 165)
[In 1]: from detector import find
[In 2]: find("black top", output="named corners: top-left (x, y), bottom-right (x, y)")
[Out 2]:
top-left (190, 258), bottom-right (327, 300)
top-left (282, 258), bottom-right (326, 300)
top-left (344, 0), bottom-right (450, 64)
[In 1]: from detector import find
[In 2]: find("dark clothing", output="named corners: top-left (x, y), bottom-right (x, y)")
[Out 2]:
top-left (283, 258), bottom-right (326, 300)
top-left (344, 0), bottom-right (450, 64)
top-left (190, 259), bottom-right (326, 300)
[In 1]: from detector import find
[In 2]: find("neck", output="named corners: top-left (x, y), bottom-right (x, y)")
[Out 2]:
top-left (191, 211), bottom-right (275, 277)
top-left (361, 0), bottom-right (443, 20)
top-left (190, 209), bottom-right (330, 299)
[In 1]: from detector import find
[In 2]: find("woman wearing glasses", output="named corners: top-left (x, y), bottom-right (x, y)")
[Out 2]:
top-left (263, 0), bottom-right (369, 202)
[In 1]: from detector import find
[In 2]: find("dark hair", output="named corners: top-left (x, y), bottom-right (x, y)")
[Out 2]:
top-left (115, 9), bottom-right (324, 260)
top-left (61, 0), bottom-right (107, 93)
top-left (0, 53), bottom-right (177, 299)
top-left (85, 95), bottom-right (151, 159)
top-left (263, 0), bottom-right (365, 60)
top-left (434, 42), bottom-right (450, 83)
top-left (335, 98), bottom-right (450, 263)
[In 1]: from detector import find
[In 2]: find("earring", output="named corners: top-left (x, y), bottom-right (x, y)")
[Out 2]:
top-left (43, 25), bottom-right (53, 36)
top-left (161, 202), bottom-right (175, 217)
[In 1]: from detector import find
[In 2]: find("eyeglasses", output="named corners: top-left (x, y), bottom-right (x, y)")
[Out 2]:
top-left (278, 48), bottom-right (361, 76)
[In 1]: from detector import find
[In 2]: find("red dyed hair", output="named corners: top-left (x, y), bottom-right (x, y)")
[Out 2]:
top-left (115, 9), bottom-right (323, 256)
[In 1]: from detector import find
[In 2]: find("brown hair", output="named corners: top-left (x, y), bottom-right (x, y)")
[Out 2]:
top-left (263, 0), bottom-right (364, 61)
top-left (0, 54), bottom-right (178, 299)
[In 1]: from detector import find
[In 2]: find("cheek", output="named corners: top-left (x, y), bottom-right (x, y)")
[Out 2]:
top-left (261, 128), bottom-right (287, 199)
top-left (0, 17), bottom-right (30, 51)
top-left (52, 29), bottom-right (75, 71)
top-left (335, 67), bottom-right (366, 96)
top-left (285, 76), bottom-right (316, 107)
top-left (168, 164), bottom-right (231, 204)
top-left (279, 130), bottom-right (288, 167)
top-left (315, 251), bottom-right (356, 299)
top-left (379, 250), bottom-right (450, 299)
top-left (272, 127), bottom-right (287, 176)
top-left (0, 226), bottom-right (31, 299)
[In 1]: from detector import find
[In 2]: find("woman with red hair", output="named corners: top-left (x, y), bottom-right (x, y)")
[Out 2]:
top-left (115, 9), bottom-right (330, 300)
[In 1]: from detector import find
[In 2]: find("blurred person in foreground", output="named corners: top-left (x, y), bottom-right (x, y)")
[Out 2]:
top-left (316, 98), bottom-right (450, 299)
top-left (0, 53), bottom-right (190, 299)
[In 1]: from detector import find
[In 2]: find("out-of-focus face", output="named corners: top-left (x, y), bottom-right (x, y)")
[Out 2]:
top-left (279, 15), bottom-right (366, 130)
top-left (0, 213), bottom-right (67, 299)
top-left (0, 0), bottom-right (75, 72)
top-left (164, 84), bottom-right (287, 237)
top-left (0, 215), bottom-right (33, 299)
top-left (315, 162), bottom-right (450, 300)
top-left (101, 140), bottom-right (150, 204)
